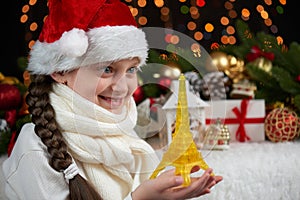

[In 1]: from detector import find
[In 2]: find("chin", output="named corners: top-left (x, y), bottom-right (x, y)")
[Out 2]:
top-left (108, 108), bottom-right (123, 114)
top-left (99, 104), bottom-right (123, 114)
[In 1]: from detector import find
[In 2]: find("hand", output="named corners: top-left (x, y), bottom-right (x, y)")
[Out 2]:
top-left (132, 168), bottom-right (223, 200)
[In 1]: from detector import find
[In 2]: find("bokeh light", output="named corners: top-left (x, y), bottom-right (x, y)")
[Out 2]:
top-left (19, 0), bottom-right (290, 53)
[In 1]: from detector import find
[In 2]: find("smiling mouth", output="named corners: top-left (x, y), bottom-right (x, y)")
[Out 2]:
top-left (99, 96), bottom-right (124, 107)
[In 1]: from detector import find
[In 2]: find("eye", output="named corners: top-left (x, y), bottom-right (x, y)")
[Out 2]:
top-left (104, 66), bottom-right (113, 74)
top-left (127, 66), bottom-right (139, 74)
top-left (94, 65), bottom-right (113, 77)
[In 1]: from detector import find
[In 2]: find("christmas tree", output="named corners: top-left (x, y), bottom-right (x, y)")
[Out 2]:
top-left (215, 19), bottom-right (300, 117)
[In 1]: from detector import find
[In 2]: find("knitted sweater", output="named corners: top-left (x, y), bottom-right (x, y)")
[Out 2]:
top-left (2, 84), bottom-right (160, 200)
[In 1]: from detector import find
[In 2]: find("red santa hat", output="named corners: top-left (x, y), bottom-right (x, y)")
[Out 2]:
top-left (27, 0), bottom-right (148, 75)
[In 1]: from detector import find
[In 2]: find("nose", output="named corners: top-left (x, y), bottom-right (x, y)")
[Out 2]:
top-left (111, 74), bottom-right (128, 94)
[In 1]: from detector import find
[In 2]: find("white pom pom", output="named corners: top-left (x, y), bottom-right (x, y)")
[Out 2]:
top-left (59, 28), bottom-right (89, 57)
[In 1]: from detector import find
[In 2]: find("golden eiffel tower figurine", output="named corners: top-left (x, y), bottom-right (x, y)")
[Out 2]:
top-left (149, 73), bottom-right (212, 186)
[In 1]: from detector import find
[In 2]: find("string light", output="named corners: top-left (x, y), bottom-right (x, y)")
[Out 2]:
top-left (20, 0), bottom-right (288, 52)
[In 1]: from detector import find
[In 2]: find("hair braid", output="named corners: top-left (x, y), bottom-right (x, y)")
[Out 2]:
top-left (26, 74), bottom-right (102, 200)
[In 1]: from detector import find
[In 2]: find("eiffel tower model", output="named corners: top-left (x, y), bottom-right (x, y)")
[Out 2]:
top-left (149, 74), bottom-right (212, 186)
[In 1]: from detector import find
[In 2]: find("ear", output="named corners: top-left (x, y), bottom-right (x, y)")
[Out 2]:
top-left (50, 72), bottom-right (65, 83)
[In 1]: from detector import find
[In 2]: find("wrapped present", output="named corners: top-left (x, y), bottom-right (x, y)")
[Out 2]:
top-left (205, 99), bottom-right (265, 142)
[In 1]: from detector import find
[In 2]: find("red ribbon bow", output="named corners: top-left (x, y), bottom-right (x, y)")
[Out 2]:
top-left (206, 99), bottom-right (265, 142)
top-left (246, 45), bottom-right (275, 62)
top-left (231, 99), bottom-right (251, 142)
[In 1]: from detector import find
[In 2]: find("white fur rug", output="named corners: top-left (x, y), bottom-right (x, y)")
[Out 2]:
top-left (1, 141), bottom-right (300, 200)
top-left (195, 140), bottom-right (300, 200)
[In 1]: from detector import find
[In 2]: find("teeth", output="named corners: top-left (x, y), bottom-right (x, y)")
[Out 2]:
top-left (111, 98), bottom-right (121, 102)
top-left (101, 96), bottom-right (123, 106)
top-left (107, 97), bottom-right (121, 102)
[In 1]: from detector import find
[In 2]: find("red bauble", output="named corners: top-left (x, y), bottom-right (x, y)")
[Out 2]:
top-left (133, 86), bottom-right (145, 105)
top-left (265, 108), bottom-right (300, 142)
top-left (0, 84), bottom-right (22, 110)
top-left (158, 77), bottom-right (171, 91)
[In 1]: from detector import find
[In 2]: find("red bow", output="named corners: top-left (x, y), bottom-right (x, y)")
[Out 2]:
top-left (246, 45), bottom-right (275, 62)
top-left (206, 99), bottom-right (265, 142)
top-left (231, 99), bottom-right (251, 142)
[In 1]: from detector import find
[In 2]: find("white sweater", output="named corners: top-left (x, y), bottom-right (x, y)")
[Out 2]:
top-left (2, 123), bottom-right (70, 199)
top-left (2, 123), bottom-right (140, 200)
top-left (2, 84), bottom-right (160, 200)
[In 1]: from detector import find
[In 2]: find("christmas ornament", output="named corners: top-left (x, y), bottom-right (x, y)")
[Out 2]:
top-left (0, 84), bottom-right (22, 155)
top-left (0, 84), bottom-right (22, 111)
top-left (251, 57), bottom-right (273, 74)
top-left (208, 51), bottom-right (248, 83)
top-left (0, 73), bottom-right (31, 155)
top-left (265, 101), bottom-right (285, 115)
top-left (201, 71), bottom-right (229, 100)
top-left (203, 119), bottom-right (230, 150)
top-left (158, 76), bottom-right (172, 90)
top-left (0, 72), bottom-right (20, 85)
top-left (184, 71), bottom-right (230, 100)
top-left (246, 45), bottom-right (275, 62)
top-left (265, 107), bottom-right (300, 142)
top-left (132, 86), bottom-right (145, 105)
top-left (208, 51), bottom-right (230, 71)
top-left (184, 71), bottom-right (202, 97)
top-left (230, 79), bottom-right (257, 99)
top-left (224, 55), bottom-right (248, 83)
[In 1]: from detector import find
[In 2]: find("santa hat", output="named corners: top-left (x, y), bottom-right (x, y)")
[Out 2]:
top-left (27, 0), bottom-right (148, 75)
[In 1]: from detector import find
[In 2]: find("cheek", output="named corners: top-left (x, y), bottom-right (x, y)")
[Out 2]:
top-left (94, 79), bottom-right (109, 94)
top-left (128, 79), bottom-right (138, 95)
top-left (71, 75), bottom-right (102, 101)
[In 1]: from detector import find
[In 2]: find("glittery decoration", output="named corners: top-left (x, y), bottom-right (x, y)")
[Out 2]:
top-left (203, 119), bottom-right (230, 150)
top-left (230, 79), bottom-right (257, 99)
top-left (265, 107), bottom-right (300, 142)
top-left (184, 71), bottom-right (230, 100)
top-left (251, 57), bottom-right (273, 74)
top-left (201, 71), bottom-right (230, 100)
top-left (184, 71), bottom-right (202, 97)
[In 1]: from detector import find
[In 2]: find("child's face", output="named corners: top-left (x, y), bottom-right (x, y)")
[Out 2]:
top-left (65, 57), bottom-right (140, 114)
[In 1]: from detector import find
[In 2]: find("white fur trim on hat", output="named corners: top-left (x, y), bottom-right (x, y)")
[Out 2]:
top-left (27, 26), bottom-right (148, 75)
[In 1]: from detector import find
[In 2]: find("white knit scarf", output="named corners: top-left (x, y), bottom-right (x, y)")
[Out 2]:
top-left (49, 84), bottom-right (159, 200)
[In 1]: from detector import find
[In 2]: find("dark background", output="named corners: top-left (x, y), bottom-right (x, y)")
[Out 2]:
top-left (1, 0), bottom-right (299, 80)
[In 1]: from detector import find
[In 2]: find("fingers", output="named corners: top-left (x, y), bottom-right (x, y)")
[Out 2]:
top-left (169, 168), bottom-right (213, 198)
top-left (143, 168), bottom-right (223, 200)
top-left (198, 174), bottom-right (223, 196)
top-left (156, 169), bottom-right (184, 191)
top-left (214, 175), bottom-right (223, 184)
top-left (187, 169), bottom-right (223, 198)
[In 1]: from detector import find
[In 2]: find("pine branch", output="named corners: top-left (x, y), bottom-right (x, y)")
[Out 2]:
top-left (272, 66), bottom-right (300, 95)
top-left (294, 95), bottom-right (300, 115)
top-left (246, 64), bottom-right (278, 88)
top-left (284, 42), bottom-right (300, 75)
top-left (0, 129), bottom-right (11, 155)
top-left (255, 87), bottom-right (288, 103)
top-left (256, 32), bottom-right (279, 50)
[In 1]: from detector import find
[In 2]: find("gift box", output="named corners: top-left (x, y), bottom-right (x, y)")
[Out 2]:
top-left (204, 99), bottom-right (266, 142)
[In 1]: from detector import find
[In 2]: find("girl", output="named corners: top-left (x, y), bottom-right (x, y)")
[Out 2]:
top-left (2, 0), bottom-right (222, 199)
